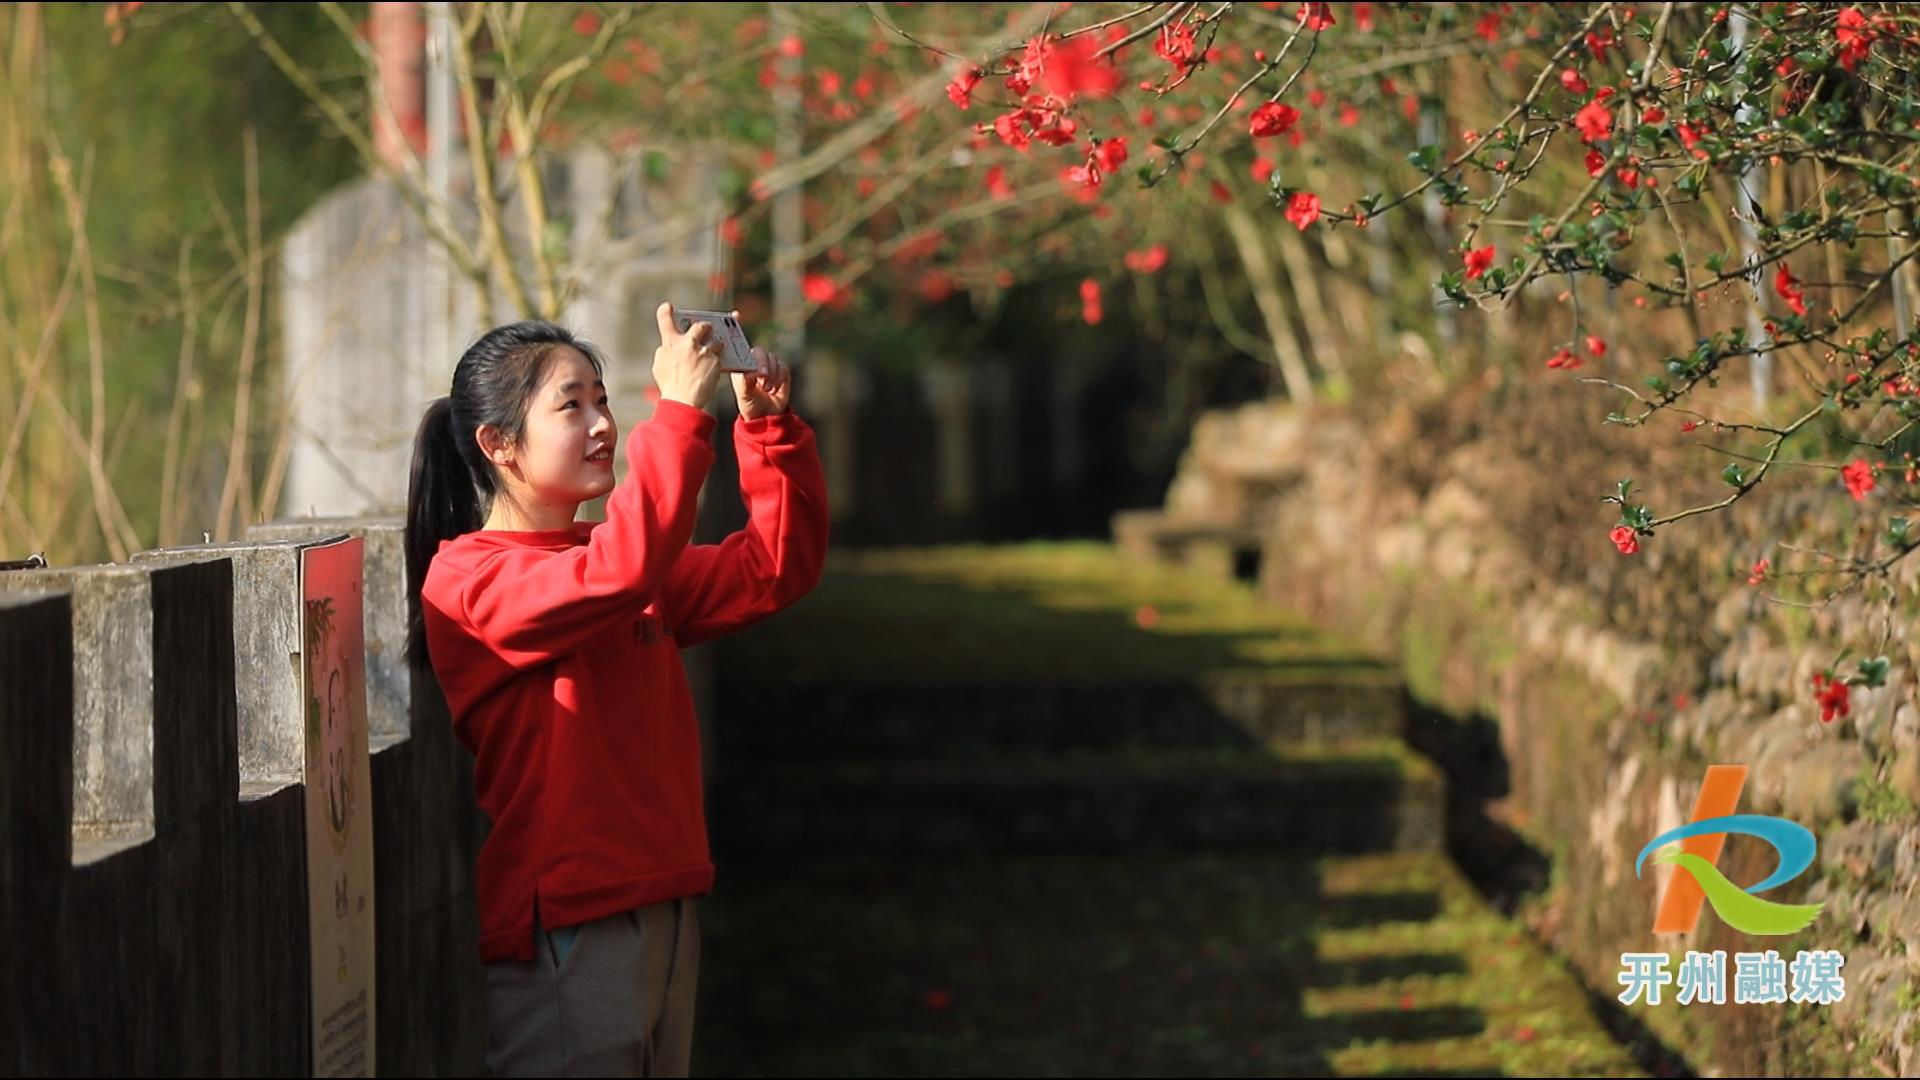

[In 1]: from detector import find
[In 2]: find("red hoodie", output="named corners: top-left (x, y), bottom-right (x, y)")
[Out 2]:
top-left (420, 397), bottom-right (829, 964)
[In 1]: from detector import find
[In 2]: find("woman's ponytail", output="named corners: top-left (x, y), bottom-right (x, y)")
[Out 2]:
top-left (402, 320), bottom-right (607, 677)
top-left (404, 395), bottom-right (483, 674)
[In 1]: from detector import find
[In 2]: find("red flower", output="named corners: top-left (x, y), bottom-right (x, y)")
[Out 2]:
top-left (1155, 22), bottom-right (1200, 70)
top-left (1308, 87), bottom-right (1328, 108)
top-left (917, 270), bottom-right (955, 304)
top-left (1610, 525), bottom-right (1639, 555)
top-left (1560, 69), bottom-right (1589, 96)
top-left (1068, 140), bottom-right (1127, 190)
top-left (1836, 7), bottom-right (1874, 72)
top-left (923, 988), bottom-right (954, 1011)
top-left (801, 273), bottom-right (848, 310)
top-left (1775, 264), bottom-right (1807, 316)
top-left (1284, 191), bottom-right (1320, 230)
top-left (1010, 35), bottom-right (1050, 95)
top-left (1585, 27), bottom-right (1614, 63)
top-left (994, 110), bottom-right (1032, 152)
top-left (1463, 245), bottom-right (1495, 280)
top-left (573, 10), bottom-right (601, 35)
top-left (1080, 277), bottom-right (1103, 325)
top-left (1675, 121), bottom-right (1706, 158)
top-left (777, 34), bottom-right (804, 59)
top-left (1641, 106), bottom-right (1666, 124)
top-left (1584, 148), bottom-right (1608, 177)
top-left (1249, 101), bottom-right (1301, 138)
top-left (1811, 672), bottom-right (1851, 723)
top-left (1353, 2), bottom-right (1375, 31)
top-left (1029, 109), bottom-right (1078, 147)
top-left (1338, 102), bottom-right (1360, 127)
top-left (1747, 557), bottom-right (1769, 586)
top-left (1299, 2), bottom-right (1335, 31)
top-left (946, 65), bottom-right (983, 109)
top-left (1546, 347), bottom-right (1581, 370)
top-left (1585, 334), bottom-right (1607, 357)
top-left (985, 164), bottom-right (1014, 199)
top-left (1574, 99), bottom-right (1614, 144)
top-left (1475, 12), bottom-right (1502, 42)
top-left (1125, 244), bottom-right (1170, 273)
top-left (1842, 458), bottom-right (1875, 501)
top-left (1209, 179), bottom-right (1234, 204)
top-left (1041, 34), bottom-right (1123, 101)
top-left (1059, 165), bottom-right (1101, 202)
top-left (1250, 157), bottom-right (1276, 183)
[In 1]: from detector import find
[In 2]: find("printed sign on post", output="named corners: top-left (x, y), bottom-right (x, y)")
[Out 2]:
top-left (302, 536), bottom-right (377, 1076)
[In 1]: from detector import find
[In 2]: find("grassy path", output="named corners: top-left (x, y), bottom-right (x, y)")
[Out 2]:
top-left (694, 543), bottom-right (1640, 1077)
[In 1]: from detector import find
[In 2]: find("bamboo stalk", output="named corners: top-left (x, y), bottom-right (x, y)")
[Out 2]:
top-left (215, 130), bottom-right (263, 540)
top-left (159, 236), bottom-right (198, 548)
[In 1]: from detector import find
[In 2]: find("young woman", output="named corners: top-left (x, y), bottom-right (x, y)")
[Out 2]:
top-left (402, 306), bottom-right (830, 1077)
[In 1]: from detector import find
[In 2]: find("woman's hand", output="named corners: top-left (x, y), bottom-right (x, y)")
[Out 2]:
top-left (652, 301), bottom-right (725, 410)
top-left (733, 345), bottom-right (792, 420)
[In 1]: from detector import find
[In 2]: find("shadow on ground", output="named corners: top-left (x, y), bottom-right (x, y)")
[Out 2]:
top-left (693, 543), bottom-right (1648, 1077)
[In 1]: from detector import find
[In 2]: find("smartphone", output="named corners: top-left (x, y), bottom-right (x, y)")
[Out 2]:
top-left (671, 309), bottom-right (760, 373)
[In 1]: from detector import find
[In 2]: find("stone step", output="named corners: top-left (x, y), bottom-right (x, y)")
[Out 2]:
top-left (712, 672), bottom-right (1408, 762)
top-left (693, 850), bottom-right (1645, 1077)
top-left (707, 739), bottom-right (1444, 855)
top-left (1111, 508), bottom-right (1266, 581)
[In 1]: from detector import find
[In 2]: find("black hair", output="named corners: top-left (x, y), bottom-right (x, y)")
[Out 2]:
top-left (404, 320), bottom-right (607, 675)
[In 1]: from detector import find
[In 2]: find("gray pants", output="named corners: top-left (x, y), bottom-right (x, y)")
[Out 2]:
top-left (484, 896), bottom-right (701, 1077)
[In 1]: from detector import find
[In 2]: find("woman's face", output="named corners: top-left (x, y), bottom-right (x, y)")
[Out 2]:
top-left (496, 346), bottom-right (619, 509)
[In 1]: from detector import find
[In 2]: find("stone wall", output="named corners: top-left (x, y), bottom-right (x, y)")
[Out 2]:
top-left (1118, 380), bottom-right (1920, 1076)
